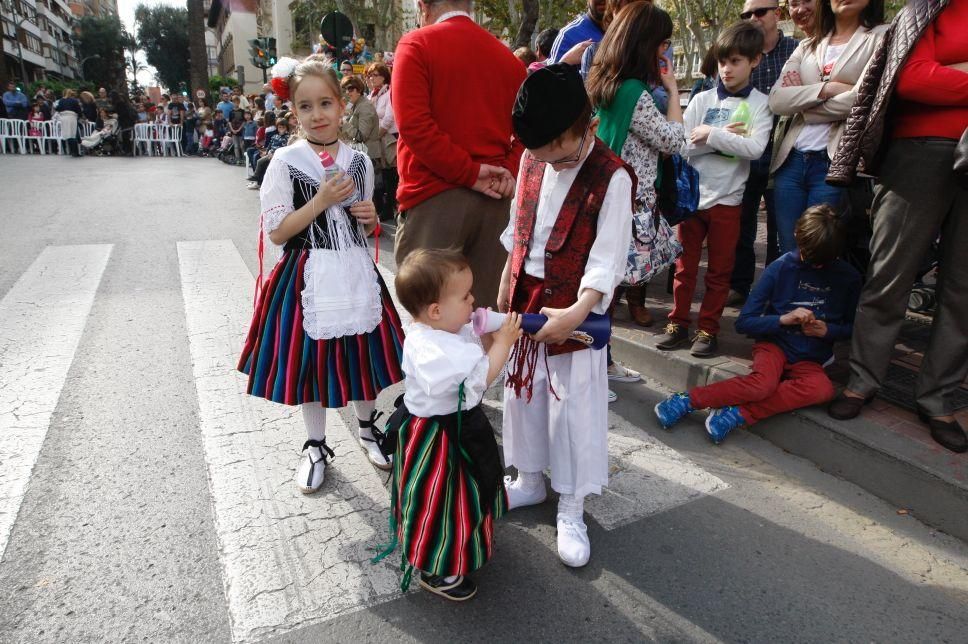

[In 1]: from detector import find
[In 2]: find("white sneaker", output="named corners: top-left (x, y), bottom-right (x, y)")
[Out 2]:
top-left (246, 181), bottom-right (259, 190)
top-left (608, 389), bottom-right (618, 403)
top-left (504, 474), bottom-right (547, 510)
top-left (296, 440), bottom-right (332, 494)
top-left (359, 433), bottom-right (392, 471)
top-left (607, 361), bottom-right (641, 383)
top-left (556, 514), bottom-right (590, 567)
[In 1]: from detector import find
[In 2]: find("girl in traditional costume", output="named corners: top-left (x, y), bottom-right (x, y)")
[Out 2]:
top-left (238, 55), bottom-right (405, 492)
top-left (374, 249), bottom-right (520, 601)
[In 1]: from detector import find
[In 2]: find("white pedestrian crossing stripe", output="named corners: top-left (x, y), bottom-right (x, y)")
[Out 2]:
top-left (0, 244), bottom-right (112, 561)
top-left (177, 240), bottom-right (402, 643)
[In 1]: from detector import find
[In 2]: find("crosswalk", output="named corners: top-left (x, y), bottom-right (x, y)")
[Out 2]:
top-left (1, 241), bottom-right (727, 642)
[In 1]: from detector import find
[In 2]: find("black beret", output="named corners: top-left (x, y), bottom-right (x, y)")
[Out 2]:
top-left (512, 63), bottom-right (588, 150)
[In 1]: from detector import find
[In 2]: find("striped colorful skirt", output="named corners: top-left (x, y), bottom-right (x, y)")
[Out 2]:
top-left (237, 248), bottom-right (405, 408)
top-left (375, 403), bottom-right (507, 584)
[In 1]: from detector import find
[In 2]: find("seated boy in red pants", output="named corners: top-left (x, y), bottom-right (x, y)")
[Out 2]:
top-left (654, 205), bottom-right (860, 443)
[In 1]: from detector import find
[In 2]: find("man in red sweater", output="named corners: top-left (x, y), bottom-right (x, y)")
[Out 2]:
top-left (392, 0), bottom-right (527, 308)
top-left (828, 0), bottom-right (968, 453)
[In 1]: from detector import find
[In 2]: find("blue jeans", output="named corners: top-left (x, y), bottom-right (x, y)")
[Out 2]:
top-left (772, 149), bottom-right (844, 254)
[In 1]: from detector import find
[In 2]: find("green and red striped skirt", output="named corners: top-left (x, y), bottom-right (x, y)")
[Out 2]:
top-left (375, 403), bottom-right (508, 583)
top-left (238, 248), bottom-right (405, 408)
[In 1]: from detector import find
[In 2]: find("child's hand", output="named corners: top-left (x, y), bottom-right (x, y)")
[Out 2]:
top-left (534, 306), bottom-right (582, 345)
top-left (349, 200), bottom-right (377, 227)
top-left (724, 121), bottom-right (747, 136)
top-left (780, 307), bottom-right (815, 326)
top-left (492, 311), bottom-right (522, 348)
top-left (690, 125), bottom-right (712, 145)
top-left (316, 173), bottom-right (355, 212)
top-left (802, 319), bottom-right (828, 338)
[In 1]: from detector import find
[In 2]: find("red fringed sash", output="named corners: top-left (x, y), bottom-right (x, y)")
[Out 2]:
top-left (505, 274), bottom-right (560, 402)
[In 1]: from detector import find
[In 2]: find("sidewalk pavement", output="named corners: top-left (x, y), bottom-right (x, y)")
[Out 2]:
top-left (609, 266), bottom-right (968, 544)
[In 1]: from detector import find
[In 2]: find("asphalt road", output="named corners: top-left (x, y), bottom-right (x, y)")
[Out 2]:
top-left (1, 155), bottom-right (967, 644)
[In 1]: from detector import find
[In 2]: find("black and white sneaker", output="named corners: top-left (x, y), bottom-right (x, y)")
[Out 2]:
top-left (358, 410), bottom-right (392, 471)
top-left (418, 573), bottom-right (477, 602)
top-left (296, 439), bottom-right (334, 494)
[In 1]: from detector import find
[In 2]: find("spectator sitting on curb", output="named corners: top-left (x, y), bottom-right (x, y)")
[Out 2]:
top-left (654, 205), bottom-right (860, 444)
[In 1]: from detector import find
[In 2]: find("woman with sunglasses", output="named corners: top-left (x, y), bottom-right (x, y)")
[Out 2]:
top-left (768, 0), bottom-right (887, 255)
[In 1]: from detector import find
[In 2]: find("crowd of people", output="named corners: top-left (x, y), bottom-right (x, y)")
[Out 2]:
top-left (5, 0), bottom-right (965, 605)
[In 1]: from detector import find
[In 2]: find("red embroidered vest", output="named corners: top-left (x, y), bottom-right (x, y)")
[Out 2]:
top-left (508, 138), bottom-right (636, 356)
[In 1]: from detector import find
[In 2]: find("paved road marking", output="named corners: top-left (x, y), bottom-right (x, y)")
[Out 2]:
top-left (589, 417), bottom-right (728, 530)
top-left (178, 241), bottom-right (401, 644)
top-left (0, 245), bottom-right (112, 560)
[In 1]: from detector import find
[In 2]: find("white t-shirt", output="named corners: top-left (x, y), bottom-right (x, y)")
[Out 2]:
top-left (401, 322), bottom-right (490, 417)
top-left (795, 43), bottom-right (847, 152)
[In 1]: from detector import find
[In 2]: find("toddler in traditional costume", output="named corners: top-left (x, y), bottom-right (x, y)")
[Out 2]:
top-left (237, 55), bottom-right (406, 493)
top-left (498, 64), bottom-right (635, 567)
top-left (375, 249), bottom-right (521, 601)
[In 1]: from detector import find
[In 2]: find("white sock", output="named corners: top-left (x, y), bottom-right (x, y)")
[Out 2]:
top-left (301, 404), bottom-right (327, 458)
top-left (352, 400), bottom-right (377, 439)
top-left (558, 493), bottom-right (585, 519)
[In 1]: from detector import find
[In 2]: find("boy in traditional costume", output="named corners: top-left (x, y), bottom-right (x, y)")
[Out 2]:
top-left (498, 64), bottom-right (635, 567)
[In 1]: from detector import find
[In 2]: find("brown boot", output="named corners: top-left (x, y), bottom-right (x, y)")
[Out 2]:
top-left (626, 285), bottom-right (654, 327)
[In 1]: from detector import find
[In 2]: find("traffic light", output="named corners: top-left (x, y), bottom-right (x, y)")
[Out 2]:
top-left (248, 38), bottom-right (268, 69)
top-left (266, 37), bottom-right (277, 66)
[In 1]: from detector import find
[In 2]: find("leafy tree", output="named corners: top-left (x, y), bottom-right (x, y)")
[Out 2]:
top-left (292, 0), bottom-right (339, 53)
top-left (662, 0), bottom-right (745, 81)
top-left (477, 0), bottom-right (586, 47)
top-left (74, 15), bottom-right (128, 91)
top-left (209, 74), bottom-right (239, 97)
top-left (135, 4), bottom-right (191, 92)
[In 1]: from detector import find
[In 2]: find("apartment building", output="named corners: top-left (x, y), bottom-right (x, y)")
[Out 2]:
top-left (2, 0), bottom-right (87, 84)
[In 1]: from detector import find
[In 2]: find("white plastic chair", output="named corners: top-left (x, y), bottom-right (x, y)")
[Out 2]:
top-left (0, 119), bottom-right (27, 154)
top-left (79, 121), bottom-right (96, 138)
top-left (160, 124), bottom-right (183, 157)
top-left (37, 120), bottom-right (63, 155)
top-left (133, 123), bottom-right (154, 157)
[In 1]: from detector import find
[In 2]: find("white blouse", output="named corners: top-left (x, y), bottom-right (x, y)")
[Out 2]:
top-left (500, 141), bottom-right (634, 314)
top-left (402, 322), bottom-right (490, 417)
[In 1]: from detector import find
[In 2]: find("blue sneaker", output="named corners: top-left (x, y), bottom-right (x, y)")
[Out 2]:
top-left (654, 393), bottom-right (693, 430)
top-left (705, 406), bottom-right (745, 444)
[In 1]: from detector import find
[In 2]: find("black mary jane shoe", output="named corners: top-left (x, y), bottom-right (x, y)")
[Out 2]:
top-left (917, 409), bottom-right (968, 454)
top-left (418, 573), bottom-right (478, 602)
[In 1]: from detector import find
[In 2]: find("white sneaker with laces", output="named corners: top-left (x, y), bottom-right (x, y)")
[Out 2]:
top-left (504, 474), bottom-right (547, 509)
top-left (607, 361), bottom-right (641, 383)
top-left (247, 181), bottom-right (259, 190)
top-left (608, 389), bottom-right (618, 403)
top-left (296, 444), bottom-right (329, 494)
top-left (556, 514), bottom-right (590, 567)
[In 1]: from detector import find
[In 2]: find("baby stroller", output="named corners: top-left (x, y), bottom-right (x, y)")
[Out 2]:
top-left (83, 130), bottom-right (120, 156)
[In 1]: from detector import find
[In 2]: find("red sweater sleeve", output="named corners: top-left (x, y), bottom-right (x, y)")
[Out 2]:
top-left (895, 20), bottom-right (968, 106)
top-left (392, 36), bottom-right (480, 188)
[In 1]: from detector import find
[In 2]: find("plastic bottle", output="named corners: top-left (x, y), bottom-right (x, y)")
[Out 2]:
top-left (731, 100), bottom-right (752, 137)
top-left (318, 150), bottom-right (359, 203)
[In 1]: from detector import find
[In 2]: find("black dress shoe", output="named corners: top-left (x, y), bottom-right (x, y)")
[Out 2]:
top-left (827, 392), bottom-right (873, 420)
top-left (418, 573), bottom-right (477, 602)
top-left (917, 409), bottom-right (968, 454)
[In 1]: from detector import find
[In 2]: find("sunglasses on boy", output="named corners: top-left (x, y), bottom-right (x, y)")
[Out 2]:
top-left (740, 6), bottom-right (778, 19)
